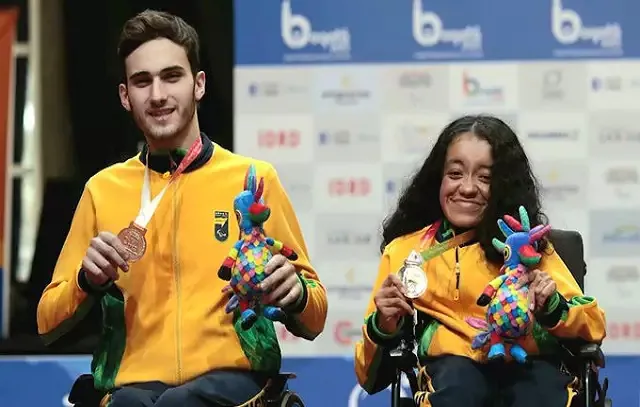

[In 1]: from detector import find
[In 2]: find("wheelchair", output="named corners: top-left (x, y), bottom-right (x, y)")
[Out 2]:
top-left (56, 301), bottom-right (305, 406)
top-left (68, 371), bottom-right (305, 407)
top-left (388, 229), bottom-right (612, 407)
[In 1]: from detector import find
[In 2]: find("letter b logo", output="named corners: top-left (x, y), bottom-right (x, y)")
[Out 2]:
top-left (281, 0), bottom-right (311, 49)
top-left (412, 0), bottom-right (443, 47)
top-left (551, 0), bottom-right (582, 44)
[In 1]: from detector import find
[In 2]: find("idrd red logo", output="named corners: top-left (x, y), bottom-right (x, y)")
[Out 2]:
top-left (257, 129), bottom-right (300, 148)
top-left (333, 320), bottom-right (361, 345)
top-left (608, 321), bottom-right (640, 339)
top-left (328, 177), bottom-right (371, 197)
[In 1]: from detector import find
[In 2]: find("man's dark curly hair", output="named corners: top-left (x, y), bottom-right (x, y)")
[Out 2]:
top-left (381, 114), bottom-right (548, 265)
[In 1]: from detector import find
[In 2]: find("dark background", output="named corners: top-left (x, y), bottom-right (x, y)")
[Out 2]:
top-left (0, 0), bottom-right (234, 353)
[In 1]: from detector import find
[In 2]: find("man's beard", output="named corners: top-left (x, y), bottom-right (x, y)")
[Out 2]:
top-left (132, 96), bottom-right (197, 142)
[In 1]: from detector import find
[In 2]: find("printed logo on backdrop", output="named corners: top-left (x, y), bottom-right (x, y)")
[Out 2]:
top-left (314, 70), bottom-right (378, 111)
top-left (590, 210), bottom-right (640, 257)
top-left (526, 129), bottom-right (579, 141)
top-left (590, 123), bottom-right (640, 159)
top-left (606, 265), bottom-right (639, 298)
top-left (315, 214), bottom-right (380, 261)
top-left (599, 129), bottom-right (640, 144)
top-left (398, 70), bottom-right (432, 108)
top-left (518, 64), bottom-right (588, 110)
top-left (591, 75), bottom-right (623, 93)
top-left (605, 166), bottom-right (640, 201)
top-left (383, 163), bottom-right (418, 213)
top-left (411, 0), bottom-right (483, 60)
top-left (396, 124), bottom-right (439, 156)
top-left (550, 0), bottom-right (623, 57)
top-left (275, 165), bottom-right (314, 212)
top-left (536, 162), bottom-right (586, 208)
top-left (247, 81), bottom-right (307, 99)
top-left (384, 66), bottom-right (450, 112)
top-left (318, 129), bottom-right (379, 148)
top-left (324, 266), bottom-right (374, 303)
top-left (320, 76), bottom-right (371, 105)
top-left (542, 70), bottom-right (565, 100)
top-left (235, 115), bottom-right (314, 163)
top-left (608, 320), bottom-right (640, 341)
top-left (234, 69), bottom-right (312, 113)
top-left (280, 0), bottom-right (351, 62)
top-left (590, 75), bottom-right (640, 95)
top-left (328, 177), bottom-right (372, 197)
top-left (462, 71), bottom-right (503, 104)
top-left (316, 117), bottom-right (381, 162)
top-left (256, 128), bottom-right (301, 149)
top-left (333, 319), bottom-right (362, 346)
top-left (314, 165), bottom-right (383, 213)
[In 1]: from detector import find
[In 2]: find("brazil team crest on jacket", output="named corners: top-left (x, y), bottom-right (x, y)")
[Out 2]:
top-left (214, 211), bottom-right (229, 242)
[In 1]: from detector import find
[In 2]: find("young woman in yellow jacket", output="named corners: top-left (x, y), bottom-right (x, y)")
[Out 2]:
top-left (354, 115), bottom-right (606, 407)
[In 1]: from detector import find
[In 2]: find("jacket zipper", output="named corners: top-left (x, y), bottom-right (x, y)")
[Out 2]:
top-left (172, 182), bottom-right (182, 383)
top-left (454, 246), bottom-right (460, 301)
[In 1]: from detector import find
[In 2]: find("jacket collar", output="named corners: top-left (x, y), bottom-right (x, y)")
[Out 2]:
top-left (139, 133), bottom-right (214, 174)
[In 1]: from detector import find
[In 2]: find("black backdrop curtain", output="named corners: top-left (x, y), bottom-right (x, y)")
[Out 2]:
top-left (62, 0), bottom-right (234, 182)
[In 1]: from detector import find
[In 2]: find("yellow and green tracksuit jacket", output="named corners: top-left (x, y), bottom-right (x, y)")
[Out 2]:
top-left (37, 135), bottom-right (327, 391)
top-left (355, 222), bottom-right (606, 394)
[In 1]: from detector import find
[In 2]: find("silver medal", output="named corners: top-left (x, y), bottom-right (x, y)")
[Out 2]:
top-left (398, 250), bottom-right (428, 299)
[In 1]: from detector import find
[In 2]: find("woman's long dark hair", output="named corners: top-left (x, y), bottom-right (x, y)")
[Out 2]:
top-left (381, 115), bottom-right (548, 265)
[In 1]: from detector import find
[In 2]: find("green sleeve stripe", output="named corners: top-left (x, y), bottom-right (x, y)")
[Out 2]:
top-left (284, 315), bottom-right (318, 340)
top-left (369, 312), bottom-right (403, 339)
top-left (39, 296), bottom-right (97, 346)
top-left (362, 347), bottom-right (384, 394)
top-left (283, 275), bottom-right (322, 340)
top-left (542, 291), bottom-right (561, 314)
top-left (567, 296), bottom-right (595, 307)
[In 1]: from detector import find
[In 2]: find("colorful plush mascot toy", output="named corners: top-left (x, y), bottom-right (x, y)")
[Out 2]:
top-left (465, 206), bottom-right (551, 363)
top-left (217, 164), bottom-right (298, 330)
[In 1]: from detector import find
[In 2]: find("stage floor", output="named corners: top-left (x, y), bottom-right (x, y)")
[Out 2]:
top-left (0, 355), bottom-right (637, 406)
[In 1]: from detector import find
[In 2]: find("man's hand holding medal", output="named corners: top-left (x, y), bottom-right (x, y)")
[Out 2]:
top-left (81, 231), bottom-right (131, 286)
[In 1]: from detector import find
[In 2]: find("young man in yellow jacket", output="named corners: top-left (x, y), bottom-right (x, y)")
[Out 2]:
top-left (37, 10), bottom-right (327, 407)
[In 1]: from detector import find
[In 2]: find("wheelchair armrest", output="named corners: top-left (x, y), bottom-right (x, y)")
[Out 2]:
top-left (263, 372), bottom-right (296, 402)
top-left (578, 343), bottom-right (605, 368)
top-left (68, 374), bottom-right (105, 405)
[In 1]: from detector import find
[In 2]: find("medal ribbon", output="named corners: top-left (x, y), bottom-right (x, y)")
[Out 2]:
top-left (135, 136), bottom-right (203, 228)
top-left (419, 220), bottom-right (475, 262)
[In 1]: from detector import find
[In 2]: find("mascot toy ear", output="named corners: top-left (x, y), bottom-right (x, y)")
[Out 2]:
top-left (243, 164), bottom-right (258, 194)
top-left (254, 178), bottom-right (264, 201)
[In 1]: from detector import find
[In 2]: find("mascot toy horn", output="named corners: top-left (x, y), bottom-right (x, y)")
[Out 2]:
top-left (218, 164), bottom-right (298, 330)
top-left (465, 206), bottom-right (551, 363)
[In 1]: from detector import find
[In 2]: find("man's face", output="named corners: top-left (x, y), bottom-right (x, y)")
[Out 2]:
top-left (118, 38), bottom-right (205, 143)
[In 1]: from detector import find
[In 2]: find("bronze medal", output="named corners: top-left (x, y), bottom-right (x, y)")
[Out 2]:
top-left (117, 222), bottom-right (147, 263)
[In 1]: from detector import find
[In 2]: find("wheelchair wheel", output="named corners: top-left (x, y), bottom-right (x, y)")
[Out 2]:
top-left (279, 391), bottom-right (304, 407)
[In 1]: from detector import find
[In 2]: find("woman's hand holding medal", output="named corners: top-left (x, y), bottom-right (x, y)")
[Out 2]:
top-left (373, 274), bottom-right (414, 334)
top-left (81, 231), bottom-right (130, 285)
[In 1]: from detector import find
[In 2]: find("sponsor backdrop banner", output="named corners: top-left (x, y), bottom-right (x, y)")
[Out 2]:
top-left (227, 1), bottom-right (640, 406)
top-left (235, 0), bottom-right (640, 359)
